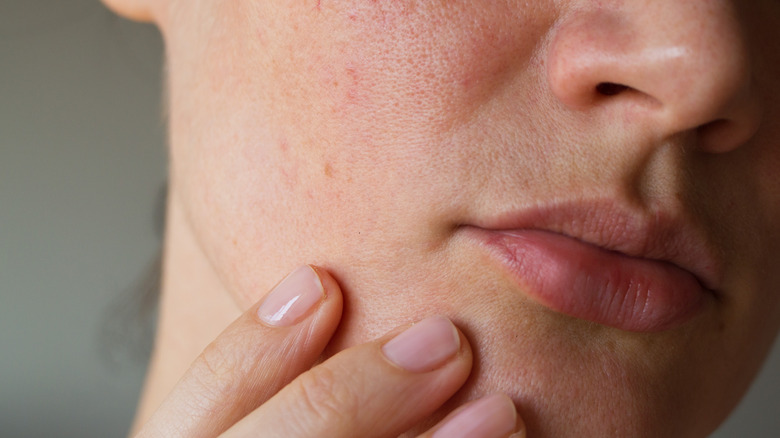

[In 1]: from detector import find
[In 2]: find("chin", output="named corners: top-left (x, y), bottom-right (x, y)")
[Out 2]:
top-left (403, 327), bottom-right (728, 438)
top-left (322, 267), bottom-right (736, 438)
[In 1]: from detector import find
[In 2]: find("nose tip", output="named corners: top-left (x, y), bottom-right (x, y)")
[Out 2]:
top-left (547, 4), bottom-right (762, 153)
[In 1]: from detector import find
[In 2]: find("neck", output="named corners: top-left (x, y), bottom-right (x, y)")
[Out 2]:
top-left (130, 189), bottom-right (242, 434)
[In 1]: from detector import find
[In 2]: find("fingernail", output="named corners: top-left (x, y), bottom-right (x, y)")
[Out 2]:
top-left (381, 316), bottom-right (460, 373)
top-left (258, 265), bottom-right (325, 326)
top-left (433, 394), bottom-right (519, 438)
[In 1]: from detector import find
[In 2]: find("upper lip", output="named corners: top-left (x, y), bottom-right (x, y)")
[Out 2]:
top-left (468, 199), bottom-right (723, 291)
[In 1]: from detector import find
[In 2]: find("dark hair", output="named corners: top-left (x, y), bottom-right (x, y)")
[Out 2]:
top-left (99, 183), bottom-right (166, 367)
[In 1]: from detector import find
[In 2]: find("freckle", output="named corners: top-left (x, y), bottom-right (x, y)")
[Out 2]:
top-left (324, 163), bottom-right (334, 178)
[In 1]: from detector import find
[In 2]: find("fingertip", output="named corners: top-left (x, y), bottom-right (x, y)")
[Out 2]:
top-left (378, 316), bottom-right (476, 375)
top-left (253, 265), bottom-right (343, 328)
top-left (305, 264), bottom-right (344, 327)
top-left (508, 394), bottom-right (527, 438)
top-left (454, 323), bottom-right (474, 370)
top-left (308, 264), bottom-right (344, 306)
top-left (430, 393), bottom-right (521, 438)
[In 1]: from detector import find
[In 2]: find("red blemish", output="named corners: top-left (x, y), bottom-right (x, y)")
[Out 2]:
top-left (278, 138), bottom-right (289, 153)
top-left (344, 64), bottom-right (363, 104)
top-left (346, 66), bottom-right (359, 81)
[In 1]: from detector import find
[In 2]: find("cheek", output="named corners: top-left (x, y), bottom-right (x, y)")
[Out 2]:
top-left (244, 1), bottom-right (552, 161)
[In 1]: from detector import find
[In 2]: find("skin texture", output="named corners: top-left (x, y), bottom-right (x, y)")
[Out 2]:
top-left (105, 0), bottom-right (780, 437)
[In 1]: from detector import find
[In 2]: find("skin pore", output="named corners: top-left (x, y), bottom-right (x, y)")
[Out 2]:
top-left (105, 0), bottom-right (780, 437)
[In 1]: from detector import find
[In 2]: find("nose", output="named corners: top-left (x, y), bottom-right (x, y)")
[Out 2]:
top-left (547, 1), bottom-right (762, 153)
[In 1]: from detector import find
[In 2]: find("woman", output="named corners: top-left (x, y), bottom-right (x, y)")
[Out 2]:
top-left (103, 0), bottom-right (780, 436)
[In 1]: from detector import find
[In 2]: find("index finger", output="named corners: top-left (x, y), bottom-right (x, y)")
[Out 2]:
top-left (135, 265), bottom-right (343, 438)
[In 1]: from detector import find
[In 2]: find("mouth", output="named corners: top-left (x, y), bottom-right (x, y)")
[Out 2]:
top-left (463, 202), bottom-right (721, 332)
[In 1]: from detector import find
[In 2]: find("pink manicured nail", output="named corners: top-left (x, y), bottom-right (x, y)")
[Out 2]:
top-left (433, 394), bottom-right (518, 438)
top-left (258, 265), bottom-right (325, 326)
top-left (381, 316), bottom-right (460, 373)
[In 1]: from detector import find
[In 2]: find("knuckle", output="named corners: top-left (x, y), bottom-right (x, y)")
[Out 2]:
top-left (190, 337), bottom-right (244, 397)
top-left (292, 365), bottom-right (362, 429)
top-left (200, 340), bottom-right (235, 380)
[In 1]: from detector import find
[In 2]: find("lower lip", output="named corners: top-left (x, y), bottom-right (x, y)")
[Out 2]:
top-left (467, 228), bottom-right (707, 332)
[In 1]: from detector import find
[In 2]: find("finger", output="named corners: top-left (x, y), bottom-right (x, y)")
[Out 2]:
top-left (135, 265), bottom-right (343, 438)
top-left (419, 393), bottom-right (525, 438)
top-left (221, 316), bottom-right (473, 438)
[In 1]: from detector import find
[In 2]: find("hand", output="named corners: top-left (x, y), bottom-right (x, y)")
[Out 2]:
top-left (134, 265), bottom-right (525, 437)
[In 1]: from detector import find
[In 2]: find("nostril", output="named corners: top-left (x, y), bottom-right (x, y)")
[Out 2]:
top-left (596, 82), bottom-right (629, 96)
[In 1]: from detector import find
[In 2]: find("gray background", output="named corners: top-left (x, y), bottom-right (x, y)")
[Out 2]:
top-left (1, 1), bottom-right (778, 437)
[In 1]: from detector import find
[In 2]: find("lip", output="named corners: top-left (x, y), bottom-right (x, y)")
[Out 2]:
top-left (465, 201), bottom-right (722, 332)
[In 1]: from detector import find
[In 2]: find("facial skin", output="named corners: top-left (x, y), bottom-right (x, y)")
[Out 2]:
top-left (108, 0), bottom-right (780, 436)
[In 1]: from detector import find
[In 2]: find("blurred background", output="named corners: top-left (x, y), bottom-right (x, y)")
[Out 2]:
top-left (1, 1), bottom-right (778, 437)
top-left (2, 1), bottom-right (164, 436)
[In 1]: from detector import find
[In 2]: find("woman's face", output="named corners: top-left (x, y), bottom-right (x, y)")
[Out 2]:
top-left (153, 0), bottom-right (780, 436)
